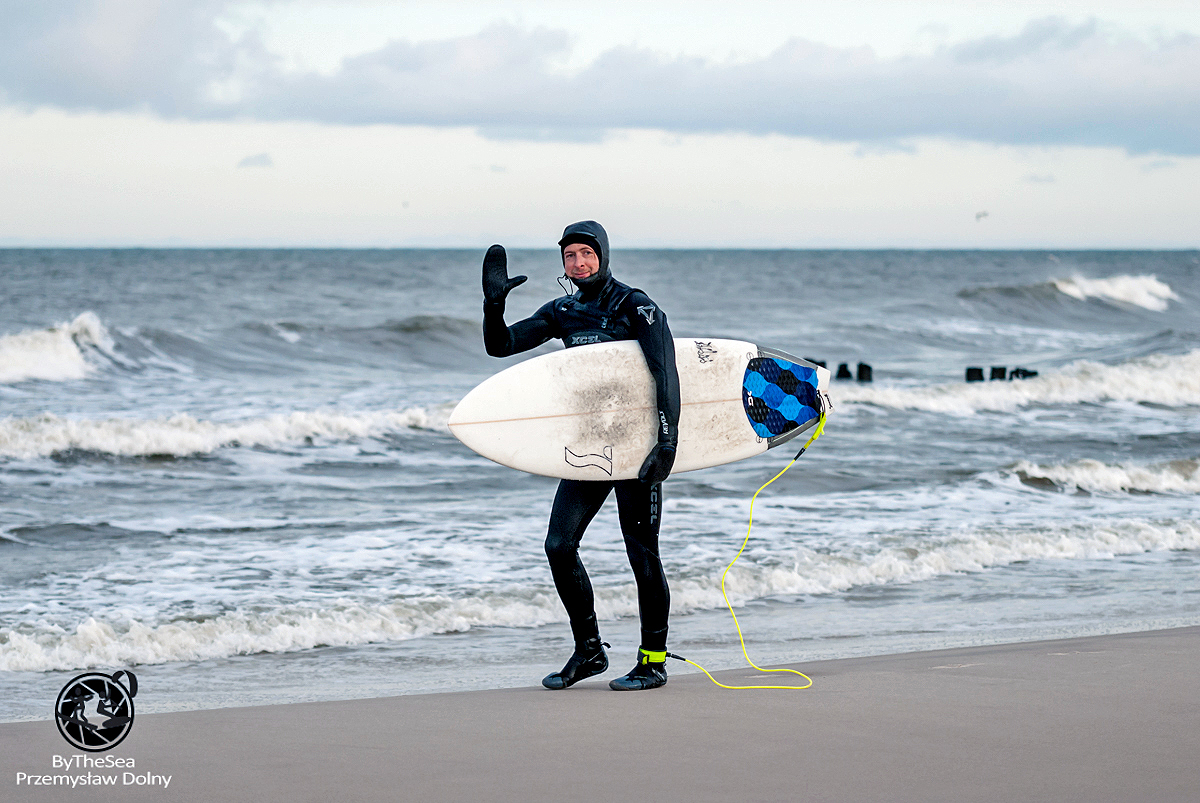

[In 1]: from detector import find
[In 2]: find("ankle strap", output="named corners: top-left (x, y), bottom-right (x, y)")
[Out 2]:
top-left (639, 648), bottom-right (667, 664)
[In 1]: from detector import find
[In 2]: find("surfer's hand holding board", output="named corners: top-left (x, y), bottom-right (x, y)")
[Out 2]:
top-left (638, 441), bottom-right (676, 486)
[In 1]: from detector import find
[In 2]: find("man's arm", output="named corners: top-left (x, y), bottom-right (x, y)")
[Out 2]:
top-left (482, 244), bottom-right (557, 356)
top-left (484, 299), bottom-right (556, 357)
top-left (627, 291), bottom-right (680, 484)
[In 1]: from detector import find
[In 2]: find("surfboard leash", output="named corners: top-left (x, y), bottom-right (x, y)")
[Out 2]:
top-left (666, 414), bottom-right (827, 690)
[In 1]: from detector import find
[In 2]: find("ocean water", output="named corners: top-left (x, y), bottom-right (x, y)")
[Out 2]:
top-left (2, 248), bottom-right (1199, 720)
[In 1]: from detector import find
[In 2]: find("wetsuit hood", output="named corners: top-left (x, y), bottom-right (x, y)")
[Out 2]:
top-left (558, 220), bottom-right (610, 292)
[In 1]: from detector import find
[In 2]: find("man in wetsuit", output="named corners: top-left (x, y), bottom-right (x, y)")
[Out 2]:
top-left (482, 220), bottom-right (680, 691)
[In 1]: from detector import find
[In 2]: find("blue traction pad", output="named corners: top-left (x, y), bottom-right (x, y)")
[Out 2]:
top-left (742, 357), bottom-right (820, 439)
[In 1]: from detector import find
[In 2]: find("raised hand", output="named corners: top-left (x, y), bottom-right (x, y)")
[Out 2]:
top-left (482, 244), bottom-right (528, 304)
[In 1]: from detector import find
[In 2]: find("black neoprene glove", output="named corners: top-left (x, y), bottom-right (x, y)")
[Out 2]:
top-left (638, 441), bottom-right (676, 486)
top-left (482, 244), bottom-right (527, 304)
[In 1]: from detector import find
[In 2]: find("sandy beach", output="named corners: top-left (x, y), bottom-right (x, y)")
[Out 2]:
top-left (4, 626), bottom-right (1197, 803)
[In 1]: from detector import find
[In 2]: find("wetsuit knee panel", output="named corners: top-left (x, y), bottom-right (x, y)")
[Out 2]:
top-left (544, 530), bottom-right (577, 560)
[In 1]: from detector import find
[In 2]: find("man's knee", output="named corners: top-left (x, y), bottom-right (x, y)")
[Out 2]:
top-left (545, 529), bottom-right (575, 562)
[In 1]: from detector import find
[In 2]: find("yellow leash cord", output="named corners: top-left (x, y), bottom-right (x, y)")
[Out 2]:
top-left (667, 414), bottom-right (826, 690)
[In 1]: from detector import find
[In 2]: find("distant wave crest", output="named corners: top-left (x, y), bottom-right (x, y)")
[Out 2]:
top-left (3, 517), bottom-right (1196, 671)
top-left (0, 407), bottom-right (450, 460)
top-left (1013, 458), bottom-right (1200, 495)
top-left (960, 273), bottom-right (1180, 313)
top-left (835, 350), bottom-right (1200, 414)
top-left (0, 312), bottom-right (114, 383)
top-left (1, 312), bottom-right (489, 384)
top-left (1052, 274), bottom-right (1179, 311)
top-left (250, 314), bottom-right (481, 343)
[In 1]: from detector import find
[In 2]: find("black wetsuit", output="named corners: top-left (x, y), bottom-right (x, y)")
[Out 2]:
top-left (483, 226), bottom-right (680, 652)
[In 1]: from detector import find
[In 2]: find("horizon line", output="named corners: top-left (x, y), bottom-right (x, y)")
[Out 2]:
top-left (2, 244), bottom-right (1198, 252)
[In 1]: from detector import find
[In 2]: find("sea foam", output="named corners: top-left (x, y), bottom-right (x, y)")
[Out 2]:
top-left (678, 518), bottom-right (1200, 610)
top-left (0, 312), bottom-right (114, 383)
top-left (0, 593), bottom-right (566, 672)
top-left (1013, 458), bottom-right (1200, 495)
top-left (3, 517), bottom-right (1196, 672)
top-left (835, 350), bottom-right (1200, 415)
top-left (1053, 274), bottom-right (1179, 311)
top-left (0, 407), bottom-right (450, 460)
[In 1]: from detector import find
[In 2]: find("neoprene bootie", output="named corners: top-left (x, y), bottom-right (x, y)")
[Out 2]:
top-left (608, 648), bottom-right (668, 691)
top-left (542, 638), bottom-right (609, 690)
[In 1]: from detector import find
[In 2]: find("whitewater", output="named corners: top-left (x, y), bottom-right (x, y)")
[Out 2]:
top-left (2, 248), bottom-right (1198, 718)
top-left (0, 312), bottom-right (115, 383)
top-left (834, 349), bottom-right (1200, 414)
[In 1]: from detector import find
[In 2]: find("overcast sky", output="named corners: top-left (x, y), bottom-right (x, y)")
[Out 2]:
top-left (2, 0), bottom-right (1198, 247)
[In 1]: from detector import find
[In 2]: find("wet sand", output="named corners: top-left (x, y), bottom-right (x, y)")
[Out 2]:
top-left (4, 626), bottom-right (1197, 802)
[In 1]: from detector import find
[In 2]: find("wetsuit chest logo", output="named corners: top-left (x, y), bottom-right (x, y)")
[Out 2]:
top-left (637, 305), bottom-right (656, 325)
top-left (570, 334), bottom-right (603, 346)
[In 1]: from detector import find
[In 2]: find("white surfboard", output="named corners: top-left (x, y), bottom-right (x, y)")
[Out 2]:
top-left (449, 338), bottom-right (832, 480)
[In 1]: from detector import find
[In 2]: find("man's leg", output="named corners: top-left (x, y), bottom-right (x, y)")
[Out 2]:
top-left (545, 479), bottom-right (612, 636)
top-left (609, 479), bottom-right (670, 690)
top-left (542, 479), bottom-right (613, 689)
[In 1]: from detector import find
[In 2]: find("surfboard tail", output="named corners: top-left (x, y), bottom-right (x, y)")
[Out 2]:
top-left (743, 348), bottom-right (832, 450)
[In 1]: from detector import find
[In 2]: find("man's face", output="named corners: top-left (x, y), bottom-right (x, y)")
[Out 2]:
top-left (563, 243), bottom-right (600, 280)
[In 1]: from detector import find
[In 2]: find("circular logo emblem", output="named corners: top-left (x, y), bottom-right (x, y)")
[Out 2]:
top-left (54, 670), bottom-right (138, 752)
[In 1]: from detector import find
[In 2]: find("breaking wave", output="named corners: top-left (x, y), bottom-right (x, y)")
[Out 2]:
top-left (4, 517), bottom-right (1196, 671)
top-left (0, 593), bottom-right (566, 673)
top-left (701, 518), bottom-right (1200, 606)
top-left (835, 350), bottom-right (1200, 414)
top-left (0, 407), bottom-right (451, 460)
top-left (1052, 274), bottom-right (1179, 311)
top-left (0, 312), bottom-right (491, 386)
top-left (960, 273), bottom-right (1180, 313)
top-left (0, 312), bottom-right (114, 383)
top-left (1013, 458), bottom-right (1200, 495)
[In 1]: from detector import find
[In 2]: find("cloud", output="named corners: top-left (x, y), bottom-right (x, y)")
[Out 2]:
top-left (1140, 159), bottom-right (1177, 172)
top-left (1024, 173), bottom-right (1056, 183)
top-left (0, 0), bottom-right (246, 114)
top-left (237, 152), bottom-right (272, 167)
top-left (1, 3), bottom-right (1198, 154)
